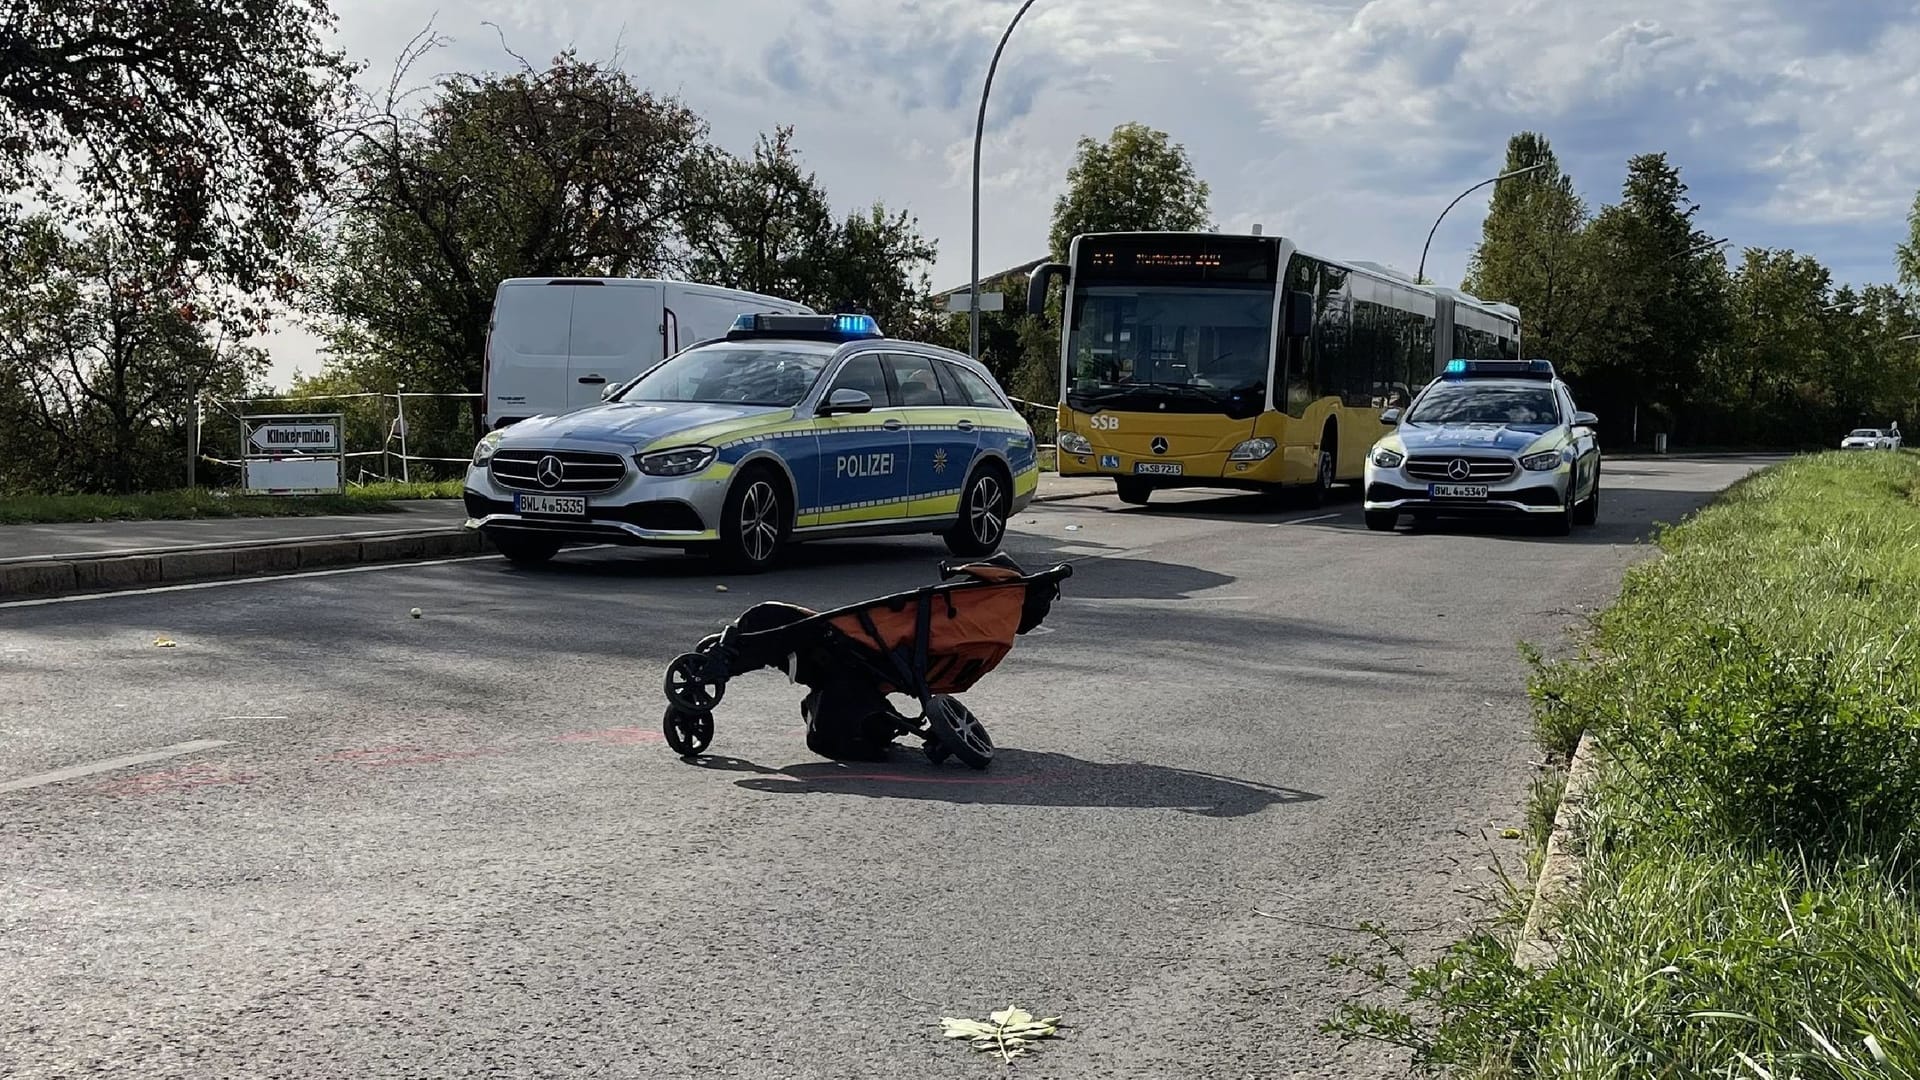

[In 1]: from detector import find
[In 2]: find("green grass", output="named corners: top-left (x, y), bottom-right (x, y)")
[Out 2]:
top-left (1328, 451), bottom-right (1920, 1077)
top-left (1038, 445), bottom-right (1057, 473)
top-left (0, 480), bottom-right (465, 525)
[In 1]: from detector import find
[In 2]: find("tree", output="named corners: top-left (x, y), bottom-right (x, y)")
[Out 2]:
top-left (1899, 189), bottom-right (1920, 293)
top-left (1048, 122), bottom-right (1211, 259)
top-left (1563, 153), bottom-right (1728, 440)
top-left (680, 128), bottom-right (936, 331)
top-left (311, 46), bottom-right (708, 421)
top-left (0, 0), bottom-right (354, 294)
top-left (0, 215), bottom-right (265, 492)
top-left (1462, 133), bottom-right (1590, 360)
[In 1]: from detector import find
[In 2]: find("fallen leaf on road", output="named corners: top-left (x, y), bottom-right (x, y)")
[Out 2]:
top-left (1500, 828), bottom-right (1523, 840)
top-left (715, 584), bottom-right (730, 592)
top-left (941, 1005), bottom-right (1062, 1063)
top-left (153, 637), bottom-right (177, 648)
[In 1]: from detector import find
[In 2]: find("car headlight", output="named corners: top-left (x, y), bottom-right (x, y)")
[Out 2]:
top-left (1228, 437), bottom-right (1277, 461)
top-left (1056, 431), bottom-right (1093, 455)
top-left (1520, 449), bottom-right (1568, 472)
top-left (1371, 447), bottom-right (1405, 468)
top-left (636, 445), bottom-right (717, 477)
top-left (472, 431), bottom-right (503, 466)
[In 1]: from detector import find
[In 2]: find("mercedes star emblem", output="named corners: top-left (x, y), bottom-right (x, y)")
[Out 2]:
top-left (1446, 458), bottom-right (1472, 481)
top-left (1151, 437), bottom-right (1169, 455)
top-left (536, 455), bottom-right (565, 489)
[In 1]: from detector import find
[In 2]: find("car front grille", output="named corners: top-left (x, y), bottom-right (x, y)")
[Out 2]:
top-left (1405, 455), bottom-right (1517, 482)
top-left (490, 449), bottom-right (627, 493)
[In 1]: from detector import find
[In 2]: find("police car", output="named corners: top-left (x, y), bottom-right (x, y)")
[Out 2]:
top-left (463, 314), bottom-right (1040, 571)
top-left (1362, 359), bottom-right (1601, 535)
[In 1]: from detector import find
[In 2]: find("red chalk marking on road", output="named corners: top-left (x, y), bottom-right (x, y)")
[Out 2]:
top-left (100, 762), bottom-right (256, 796)
top-left (556, 727), bottom-right (666, 746)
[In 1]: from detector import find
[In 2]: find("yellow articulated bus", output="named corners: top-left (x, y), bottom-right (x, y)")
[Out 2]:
top-left (1027, 232), bottom-right (1521, 505)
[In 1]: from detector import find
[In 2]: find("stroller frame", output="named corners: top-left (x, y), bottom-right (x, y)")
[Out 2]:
top-left (661, 555), bottom-right (1072, 768)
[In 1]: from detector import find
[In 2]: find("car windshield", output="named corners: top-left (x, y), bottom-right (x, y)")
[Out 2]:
top-left (1850, 429), bottom-right (1883, 438)
top-left (1407, 383), bottom-right (1561, 428)
top-left (1065, 285), bottom-right (1272, 418)
top-left (613, 343), bottom-right (832, 407)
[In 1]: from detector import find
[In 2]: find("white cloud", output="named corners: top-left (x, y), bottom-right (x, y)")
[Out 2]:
top-left (261, 0), bottom-right (1920, 386)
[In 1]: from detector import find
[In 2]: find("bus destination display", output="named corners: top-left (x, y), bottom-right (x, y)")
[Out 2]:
top-left (1077, 239), bottom-right (1276, 283)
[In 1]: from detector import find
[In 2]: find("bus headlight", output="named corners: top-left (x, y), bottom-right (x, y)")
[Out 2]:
top-left (1057, 431), bottom-right (1093, 455)
top-left (1371, 447), bottom-right (1405, 468)
top-left (1228, 437), bottom-right (1276, 461)
top-left (1520, 449), bottom-right (1568, 472)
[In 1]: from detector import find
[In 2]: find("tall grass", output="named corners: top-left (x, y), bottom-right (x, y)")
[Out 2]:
top-left (1329, 452), bottom-right (1920, 1076)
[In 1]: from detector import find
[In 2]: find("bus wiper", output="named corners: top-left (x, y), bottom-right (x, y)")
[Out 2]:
top-left (1128, 381), bottom-right (1228, 399)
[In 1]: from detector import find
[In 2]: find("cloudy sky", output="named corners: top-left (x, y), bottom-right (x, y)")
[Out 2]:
top-left (264, 0), bottom-right (1920, 384)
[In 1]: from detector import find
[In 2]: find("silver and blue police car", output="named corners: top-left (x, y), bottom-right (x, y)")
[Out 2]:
top-left (463, 314), bottom-right (1041, 572)
top-left (1362, 359), bottom-right (1601, 535)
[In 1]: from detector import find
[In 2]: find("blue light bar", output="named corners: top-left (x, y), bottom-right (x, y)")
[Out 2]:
top-left (1444, 358), bottom-right (1555, 380)
top-left (727, 312), bottom-right (884, 342)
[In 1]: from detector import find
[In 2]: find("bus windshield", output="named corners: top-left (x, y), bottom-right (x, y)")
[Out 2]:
top-left (1066, 285), bottom-right (1271, 417)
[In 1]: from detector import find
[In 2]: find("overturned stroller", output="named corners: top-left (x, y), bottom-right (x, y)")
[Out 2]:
top-left (660, 555), bottom-right (1072, 768)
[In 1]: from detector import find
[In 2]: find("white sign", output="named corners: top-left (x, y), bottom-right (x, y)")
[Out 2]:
top-left (243, 456), bottom-right (342, 495)
top-left (945, 291), bottom-right (1005, 313)
top-left (249, 422), bottom-right (340, 453)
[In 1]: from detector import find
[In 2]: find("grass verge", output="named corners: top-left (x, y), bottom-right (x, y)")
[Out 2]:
top-left (1328, 450), bottom-right (1920, 1076)
top-left (0, 480), bottom-right (465, 525)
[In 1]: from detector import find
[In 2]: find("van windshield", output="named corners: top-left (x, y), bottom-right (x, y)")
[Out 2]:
top-left (613, 343), bottom-right (833, 407)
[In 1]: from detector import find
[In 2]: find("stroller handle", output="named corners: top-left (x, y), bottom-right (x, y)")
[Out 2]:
top-left (937, 555), bottom-right (1073, 583)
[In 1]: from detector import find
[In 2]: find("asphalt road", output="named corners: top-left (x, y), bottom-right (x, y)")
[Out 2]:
top-left (0, 456), bottom-right (1773, 1079)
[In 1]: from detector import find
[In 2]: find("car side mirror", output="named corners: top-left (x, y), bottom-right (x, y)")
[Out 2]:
top-left (600, 383), bottom-right (618, 401)
top-left (820, 388), bottom-right (874, 415)
top-left (1380, 407), bottom-right (1402, 425)
top-left (1284, 290), bottom-right (1314, 338)
top-left (1573, 411), bottom-right (1599, 429)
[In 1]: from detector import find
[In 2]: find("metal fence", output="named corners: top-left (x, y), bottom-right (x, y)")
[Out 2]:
top-left (196, 391), bottom-right (482, 487)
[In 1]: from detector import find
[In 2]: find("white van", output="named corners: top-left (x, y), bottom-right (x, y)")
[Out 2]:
top-left (482, 278), bottom-right (814, 429)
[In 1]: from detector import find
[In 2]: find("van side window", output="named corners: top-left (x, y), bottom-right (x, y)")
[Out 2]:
top-left (828, 354), bottom-right (891, 405)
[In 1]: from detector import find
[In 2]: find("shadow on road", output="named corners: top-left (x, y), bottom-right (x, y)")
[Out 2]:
top-left (685, 748), bottom-right (1321, 817)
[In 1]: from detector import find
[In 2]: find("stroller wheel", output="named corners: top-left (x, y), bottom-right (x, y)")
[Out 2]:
top-left (664, 652), bottom-right (726, 711)
top-left (662, 706), bottom-right (715, 756)
top-left (926, 695), bottom-right (993, 770)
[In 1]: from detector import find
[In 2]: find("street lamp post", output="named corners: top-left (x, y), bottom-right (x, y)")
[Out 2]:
top-left (971, 0), bottom-right (1041, 362)
top-left (1415, 162), bottom-right (1548, 286)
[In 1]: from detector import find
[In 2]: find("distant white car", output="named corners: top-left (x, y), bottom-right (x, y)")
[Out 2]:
top-left (1841, 428), bottom-right (1891, 451)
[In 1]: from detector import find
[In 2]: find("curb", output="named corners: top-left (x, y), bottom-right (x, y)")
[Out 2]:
top-left (0, 529), bottom-right (490, 602)
top-left (1514, 733), bottom-right (1602, 969)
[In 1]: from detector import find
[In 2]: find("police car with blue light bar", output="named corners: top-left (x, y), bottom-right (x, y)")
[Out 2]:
top-left (463, 314), bottom-right (1041, 571)
top-left (1362, 359), bottom-right (1601, 535)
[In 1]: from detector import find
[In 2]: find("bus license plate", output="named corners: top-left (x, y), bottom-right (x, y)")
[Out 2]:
top-left (515, 493), bottom-right (588, 517)
top-left (1134, 462), bottom-right (1183, 476)
top-left (1429, 483), bottom-right (1489, 499)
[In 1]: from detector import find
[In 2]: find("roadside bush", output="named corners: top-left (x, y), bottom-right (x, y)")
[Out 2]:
top-left (1330, 452), bottom-right (1920, 1076)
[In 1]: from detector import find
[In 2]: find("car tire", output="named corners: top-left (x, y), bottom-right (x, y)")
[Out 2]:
top-left (1364, 510), bottom-right (1398, 532)
top-left (945, 466), bottom-right (1011, 557)
top-left (1115, 477), bottom-right (1152, 505)
top-left (717, 467), bottom-right (789, 573)
top-left (1307, 433), bottom-right (1336, 508)
top-left (1574, 468), bottom-right (1600, 526)
top-left (489, 531), bottom-right (561, 565)
top-left (1548, 482), bottom-right (1575, 536)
